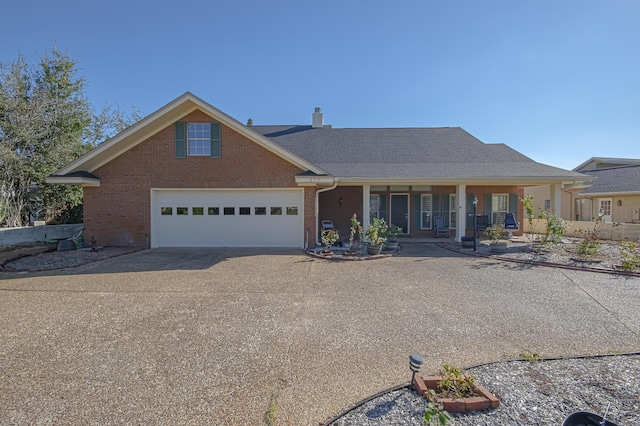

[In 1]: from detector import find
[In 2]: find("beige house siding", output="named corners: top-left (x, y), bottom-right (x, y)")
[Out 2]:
top-left (523, 185), bottom-right (573, 220)
top-left (522, 188), bottom-right (640, 224)
top-left (592, 195), bottom-right (640, 224)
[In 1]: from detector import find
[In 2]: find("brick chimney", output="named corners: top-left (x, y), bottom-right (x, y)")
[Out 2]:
top-left (312, 107), bottom-right (323, 128)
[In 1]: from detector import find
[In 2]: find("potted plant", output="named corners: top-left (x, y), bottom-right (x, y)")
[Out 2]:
top-left (383, 224), bottom-right (402, 251)
top-left (320, 229), bottom-right (340, 254)
top-left (348, 213), bottom-right (363, 254)
top-left (484, 224), bottom-right (508, 253)
top-left (365, 217), bottom-right (387, 255)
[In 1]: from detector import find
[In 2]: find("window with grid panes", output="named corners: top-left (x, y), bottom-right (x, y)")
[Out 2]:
top-left (187, 123), bottom-right (211, 156)
top-left (369, 194), bottom-right (380, 221)
top-left (492, 194), bottom-right (509, 225)
top-left (420, 194), bottom-right (432, 229)
top-left (449, 194), bottom-right (457, 229)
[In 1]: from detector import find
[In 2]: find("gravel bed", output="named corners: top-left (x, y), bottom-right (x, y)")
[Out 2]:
top-left (329, 354), bottom-right (640, 425)
top-left (2, 246), bottom-right (140, 271)
top-left (442, 238), bottom-right (639, 274)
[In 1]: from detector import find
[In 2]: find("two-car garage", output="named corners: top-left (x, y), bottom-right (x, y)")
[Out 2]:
top-left (151, 189), bottom-right (304, 248)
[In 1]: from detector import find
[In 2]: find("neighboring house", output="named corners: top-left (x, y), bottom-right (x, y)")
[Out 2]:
top-left (47, 93), bottom-right (587, 248)
top-left (525, 157), bottom-right (640, 224)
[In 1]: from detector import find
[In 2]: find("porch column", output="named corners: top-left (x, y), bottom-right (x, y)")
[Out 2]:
top-left (456, 184), bottom-right (467, 242)
top-left (362, 184), bottom-right (371, 229)
top-left (551, 184), bottom-right (562, 218)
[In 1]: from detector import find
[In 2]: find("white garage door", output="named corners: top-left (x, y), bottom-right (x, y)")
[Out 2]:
top-left (152, 189), bottom-right (304, 248)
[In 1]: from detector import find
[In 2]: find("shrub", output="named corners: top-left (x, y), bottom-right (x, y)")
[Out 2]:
top-left (365, 217), bottom-right (388, 246)
top-left (436, 363), bottom-right (476, 399)
top-left (576, 237), bottom-right (599, 256)
top-left (620, 241), bottom-right (640, 271)
top-left (320, 229), bottom-right (339, 252)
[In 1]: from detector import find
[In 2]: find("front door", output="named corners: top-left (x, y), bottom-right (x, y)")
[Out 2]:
top-left (390, 194), bottom-right (409, 233)
top-left (598, 198), bottom-right (612, 222)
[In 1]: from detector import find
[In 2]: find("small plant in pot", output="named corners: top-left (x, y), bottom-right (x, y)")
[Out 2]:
top-left (383, 224), bottom-right (402, 251)
top-left (364, 217), bottom-right (387, 255)
top-left (484, 224), bottom-right (508, 253)
top-left (320, 229), bottom-right (340, 254)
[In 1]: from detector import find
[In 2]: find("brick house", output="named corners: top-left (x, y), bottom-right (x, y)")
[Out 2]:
top-left (48, 92), bottom-right (587, 248)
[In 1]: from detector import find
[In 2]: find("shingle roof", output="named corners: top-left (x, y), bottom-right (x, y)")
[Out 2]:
top-left (251, 125), bottom-right (585, 180)
top-left (579, 165), bottom-right (640, 194)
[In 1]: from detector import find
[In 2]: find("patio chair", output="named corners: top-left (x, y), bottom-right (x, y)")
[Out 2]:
top-left (434, 216), bottom-right (450, 238)
top-left (503, 213), bottom-right (519, 239)
top-left (321, 220), bottom-right (334, 231)
top-left (476, 215), bottom-right (489, 238)
top-left (320, 219), bottom-right (343, 247)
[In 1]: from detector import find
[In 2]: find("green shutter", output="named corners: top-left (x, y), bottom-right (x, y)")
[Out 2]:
top-left (509, 193), bottom-right (518, 221)
top-left (379, 194), bottom-right (387, 222)
top-left (210, 122), bottom-right (221, 158)
top-left (414, 195), bottom-right (421, 230)
top-left (466, 194), bottom-right (475, 229)
top-left (484, 193), bottom-right (492, 224)
top-left (443, 194), bottom-right (450, 227)
top-left (433, 194), bottom-right (441, 216)
top-left (175, 122), bottom-right (186, 158)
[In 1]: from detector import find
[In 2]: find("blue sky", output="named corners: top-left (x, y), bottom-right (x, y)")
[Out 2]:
top-left (1, 0), bottom-right (638, 170)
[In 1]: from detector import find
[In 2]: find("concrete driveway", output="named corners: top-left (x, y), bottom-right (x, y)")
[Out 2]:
top-left (1, 245), bottom-right (638, 425)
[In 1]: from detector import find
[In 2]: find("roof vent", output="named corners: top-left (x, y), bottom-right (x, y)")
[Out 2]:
top-left (312, 107), bottom-right (323, 128)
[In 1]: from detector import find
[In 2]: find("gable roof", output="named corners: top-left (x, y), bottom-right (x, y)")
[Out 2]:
top-left (49, 93), bottom-right (588, 187)
top-left (252, 125), bottom-right (587, 184)
top-left (578, 164), bottom-right (640, 195)
top-left (51, 92), bottom-right (324, 178)
top-left (573, 157), bottom-right (640, 172)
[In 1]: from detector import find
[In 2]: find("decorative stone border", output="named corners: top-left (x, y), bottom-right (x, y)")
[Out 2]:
top-left (304, 250), bottom-right (394, 261)
top-left (304, 244), bottom-right (402, 261)
top-left (413, 375), bottom-right (500, 413)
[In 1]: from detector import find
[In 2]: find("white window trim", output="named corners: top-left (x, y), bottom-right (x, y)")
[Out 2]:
top-left (187, 122), bottom-right (211, 156)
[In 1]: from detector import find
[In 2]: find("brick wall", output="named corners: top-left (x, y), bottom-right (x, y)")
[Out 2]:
top-left (84, 110), bottom-right (309, 247)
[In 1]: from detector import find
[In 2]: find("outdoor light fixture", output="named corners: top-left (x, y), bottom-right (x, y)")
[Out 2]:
top-left (409, 353), bottom-right (424, 390)
top-left (473, 197), bottom-right (478, 252)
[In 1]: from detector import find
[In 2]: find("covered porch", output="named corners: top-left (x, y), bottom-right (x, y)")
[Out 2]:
top-left (315, 183), bottom-right (530, 246)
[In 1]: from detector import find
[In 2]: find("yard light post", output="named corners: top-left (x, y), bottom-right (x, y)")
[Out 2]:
top-left (473, 197), bottom-right (478, 252)
top-left (409, 353), bottom-right (424, 390)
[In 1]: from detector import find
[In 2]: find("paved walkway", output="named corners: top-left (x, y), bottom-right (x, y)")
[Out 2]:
top-left (1, 245), bottom-right (638, 424)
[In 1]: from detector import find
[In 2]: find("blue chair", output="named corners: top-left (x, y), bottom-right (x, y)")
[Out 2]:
top-left (433, 216), bottom-right (450, 238)
top-left (503, 213), bottom-right (519, 238)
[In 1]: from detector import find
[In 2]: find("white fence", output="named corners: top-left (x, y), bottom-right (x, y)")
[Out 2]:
top-left (0, 224), bottom-right (84, 246)
top-left (523, 219), bottom-right (640, 242)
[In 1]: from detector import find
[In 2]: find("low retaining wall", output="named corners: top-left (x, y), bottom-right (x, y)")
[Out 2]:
top-left (0, 224), bottom-right (84, 246)
top-left (523, 219), bottom-right (640, 241)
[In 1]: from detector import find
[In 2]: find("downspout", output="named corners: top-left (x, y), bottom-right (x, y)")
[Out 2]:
top-left (315, 179), bottom-right (339, 246)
